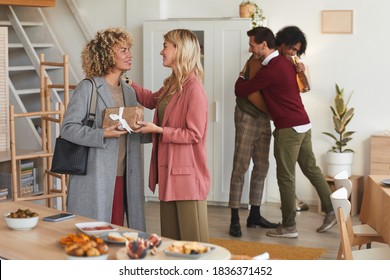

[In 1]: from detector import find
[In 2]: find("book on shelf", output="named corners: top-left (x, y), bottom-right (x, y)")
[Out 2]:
top-left (20, 184), bottom-right (33, 196)
top-left (20, 189), bottom-right (43, 197)
top-left (20, 161), bottom-right (34, 171)
top-left (20, 168), bottom-right (34, 178)
top-left (32, 168), bottom-right (39, 193)
top-left (0, 172), bottom-right (12, 196)
top-left (0, 186), bottom-right (8, 192)
top-left (21, 175), bottom-right (34, 184)
top-left (20, 161), bottom-right (34, 187)
top-left (19, 167), bottom-right (38, 192)
top-left (0, 187), bottom-right (9, 197)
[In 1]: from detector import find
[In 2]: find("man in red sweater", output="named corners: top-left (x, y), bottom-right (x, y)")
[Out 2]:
top-left (235, 26), bottom-right (336, 238)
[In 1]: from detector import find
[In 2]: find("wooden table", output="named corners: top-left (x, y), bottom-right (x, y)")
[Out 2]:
top-left (360, 175), bottom-right (390, 245)
top-left (0, 201), bottom-right (230, 260)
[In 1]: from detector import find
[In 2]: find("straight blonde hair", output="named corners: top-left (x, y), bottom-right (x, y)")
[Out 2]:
top-left (159, 29), bottom-right (204, 101)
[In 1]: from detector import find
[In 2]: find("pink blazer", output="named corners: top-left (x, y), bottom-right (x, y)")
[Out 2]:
top-left (132, 73), bottom-right (210, 201)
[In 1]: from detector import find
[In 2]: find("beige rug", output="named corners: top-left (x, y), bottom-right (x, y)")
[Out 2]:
top-left (209, 237), bottom-right (326, 260)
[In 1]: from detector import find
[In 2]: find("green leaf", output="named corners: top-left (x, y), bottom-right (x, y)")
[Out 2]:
top-left (322, 132), bottom-right (338, 141)
top-left (343, 131), bottom-right (355, 138)
top-left (341, 108), bottom-right (354, 124)
top-left (335, 95), bottom-right (346, 116)
top-left (323, 84), bottom-right (355, 153)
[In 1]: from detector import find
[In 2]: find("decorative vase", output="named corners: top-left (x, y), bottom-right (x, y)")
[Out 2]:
top-left (325, 151), bottom-right (354, 178)
top-left (239, 4), bottom-right (255, 18)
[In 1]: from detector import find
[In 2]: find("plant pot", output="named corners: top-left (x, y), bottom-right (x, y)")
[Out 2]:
top-left (325, 151), bottom-right (354, 178)
top-left (239, 4), bottom-right (255, 18)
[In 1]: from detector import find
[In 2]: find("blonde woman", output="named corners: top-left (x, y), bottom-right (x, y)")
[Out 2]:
top-left (62, 27), bottom-right (147, 230)
top-left (130, 29), bottom-right (210, 242)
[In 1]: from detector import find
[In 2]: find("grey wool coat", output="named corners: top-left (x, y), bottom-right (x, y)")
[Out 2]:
top-left (61, 77), bottom-right (147, 231)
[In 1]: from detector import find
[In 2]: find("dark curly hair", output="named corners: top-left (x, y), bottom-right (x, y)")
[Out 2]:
top-left (275, 26), bottom-right (307, 56)
top-left (81, 27), bottom-right (133, 78)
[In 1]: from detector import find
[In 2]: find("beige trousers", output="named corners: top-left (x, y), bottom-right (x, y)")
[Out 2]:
top-left (160, 200), bottom-right (209, 243)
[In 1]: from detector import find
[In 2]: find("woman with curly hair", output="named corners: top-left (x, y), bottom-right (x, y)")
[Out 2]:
top-left (130, 29), bottom-right (210, 242)
top-left (61, 27), bottom-right (147, 230)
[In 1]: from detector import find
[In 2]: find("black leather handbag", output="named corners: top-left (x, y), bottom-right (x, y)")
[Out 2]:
top-left (50, 79), bottom-right (97, 175)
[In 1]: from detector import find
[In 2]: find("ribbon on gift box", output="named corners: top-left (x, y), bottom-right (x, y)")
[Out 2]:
top-left (102, 106), bottom-right (144, 131)
top-left (109, 107), bottom-right (133, 133)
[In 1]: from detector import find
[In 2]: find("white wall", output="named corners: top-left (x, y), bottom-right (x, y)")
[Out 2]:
top-left (43, 0), bottom-right (390, 205)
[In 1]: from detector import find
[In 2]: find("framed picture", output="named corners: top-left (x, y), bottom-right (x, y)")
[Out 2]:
top-left (321, 10), bottom-right (353, 34)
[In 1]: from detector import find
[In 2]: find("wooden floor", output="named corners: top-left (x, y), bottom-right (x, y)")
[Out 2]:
top-left (144, 201), bottom-right (377, 260)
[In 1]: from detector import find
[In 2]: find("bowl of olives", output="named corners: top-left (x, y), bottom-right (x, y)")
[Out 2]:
top-left (4, 208), bottom-right (39, 230)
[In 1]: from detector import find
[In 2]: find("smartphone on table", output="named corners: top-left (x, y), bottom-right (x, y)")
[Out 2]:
top-left (42, 213), bottom-right (75, 222)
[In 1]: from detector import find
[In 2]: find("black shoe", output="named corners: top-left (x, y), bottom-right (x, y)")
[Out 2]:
top-left (247, 216), bottom-right (278, 229)
top-left (229, 223), bottom-right (242, 237)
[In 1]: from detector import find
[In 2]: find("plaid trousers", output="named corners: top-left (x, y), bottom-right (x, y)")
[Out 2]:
top-left (228, 105), bottom-right (271, 208)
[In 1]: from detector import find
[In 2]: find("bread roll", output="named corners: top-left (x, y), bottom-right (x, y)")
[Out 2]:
top-left (108, 232), bottom-right (126, 242)
top-left (122, 232), bottom-right (138, 241)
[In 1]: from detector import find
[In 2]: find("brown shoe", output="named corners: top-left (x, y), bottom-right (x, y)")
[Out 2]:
top-left (317, 211), bottom-right (337, 233)
top-left (266, 223), bottom-right (298, 238)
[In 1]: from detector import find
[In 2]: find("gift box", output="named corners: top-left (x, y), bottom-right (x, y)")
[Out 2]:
top-left (102, 106), bottom-right (144, 131)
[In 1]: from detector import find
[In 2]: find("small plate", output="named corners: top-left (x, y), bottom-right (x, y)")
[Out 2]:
top-left (67, 253), bottom-right (108, 260)
top-left (163, 243), bottom-right (215, 259)
top-left (380, 179), bottom-right (390, 186)
top-left (75, 222), bottom-right (118, 236)
top-left (101, 231), bottom-right (150, 244)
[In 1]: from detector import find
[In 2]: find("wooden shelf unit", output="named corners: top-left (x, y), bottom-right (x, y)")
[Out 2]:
top-left (9, 104), bottom-right (66, 209)
top-left (370, 133), bottom-right (390, 175)
top-left (1, 54), bottom-right (71, 210)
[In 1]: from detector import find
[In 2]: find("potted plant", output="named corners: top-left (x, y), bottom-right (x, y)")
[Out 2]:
top-left (322, 84), bottom-right (355, 177)
top-left (239, 1), bottom-right (266, 28)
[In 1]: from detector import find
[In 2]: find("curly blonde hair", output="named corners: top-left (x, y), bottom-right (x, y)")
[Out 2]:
top-left (160, 29), bottom-right (204, 100)
top-left (81, 27), bottom-right (133, 78)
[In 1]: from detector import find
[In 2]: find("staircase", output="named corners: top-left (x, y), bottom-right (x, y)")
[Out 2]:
top-left (0, 5), bottom-right (78, 150)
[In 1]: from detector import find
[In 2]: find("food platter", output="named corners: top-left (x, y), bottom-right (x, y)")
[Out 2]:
top-left (116, 240), bottom-right (230, 260)
top-left (75, 222), bottom-right (118, 236)
top-left (58, 232), bottom-right (109, 258)
top-left (100, 231), bottom-right (150, 244)
top-left (163, 241), bottom-right (215, 259)
top-left (163, 246), bottom-right (215, 259)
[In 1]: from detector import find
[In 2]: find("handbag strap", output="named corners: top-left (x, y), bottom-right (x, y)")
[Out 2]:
top-left (85, 78), bottom-right (97, 127)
